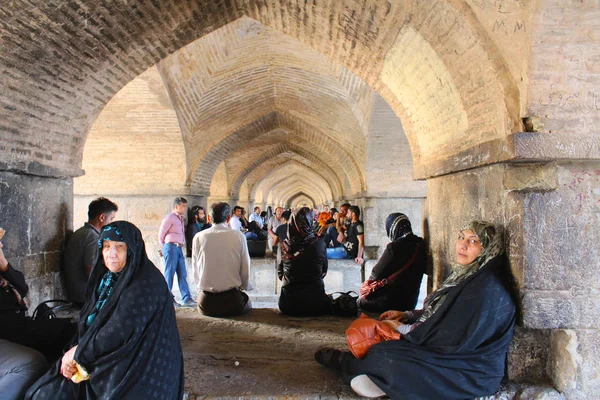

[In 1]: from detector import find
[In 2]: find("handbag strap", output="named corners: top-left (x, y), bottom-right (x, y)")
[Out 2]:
top-left (381, 241), bottom-right (423, 284)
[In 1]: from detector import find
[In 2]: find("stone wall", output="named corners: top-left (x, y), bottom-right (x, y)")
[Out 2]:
top-left (0, 171), bottom-right (72, 308)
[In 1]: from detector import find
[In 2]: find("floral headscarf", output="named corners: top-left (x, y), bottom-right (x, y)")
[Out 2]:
top-left (418, 220), bottom-right (503, 323)
top-left (282, 207), bottom-right (319, 260)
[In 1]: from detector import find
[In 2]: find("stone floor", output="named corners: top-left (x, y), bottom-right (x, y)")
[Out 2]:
top-left (176, 308), bottom-right (564, 400)
top-left (177, 307), bottom-right (360, 399)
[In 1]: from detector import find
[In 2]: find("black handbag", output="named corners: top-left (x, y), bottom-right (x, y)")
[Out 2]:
top-left (329, 291), bottom-right (359, 317)
top-left (32, 299), bottom-right (73, 320)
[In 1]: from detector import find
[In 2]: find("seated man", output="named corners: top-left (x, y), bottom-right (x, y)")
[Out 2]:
top-left (326, 206), bottom-right (364, 264)
top-left (186, 206), bottom-right (211, 257)
top-left (324, 204), bottom-right (349, 248)
top-left (230, 206), bottom-right (259, 240)
top-left (63, 197), bottom-right (118, 305)
top-left (248, 206), bottom-right (264, 228)
top-left (192, 203), bottom-right (252, 317)
top-left (0, 229), bottom-right (76, 397)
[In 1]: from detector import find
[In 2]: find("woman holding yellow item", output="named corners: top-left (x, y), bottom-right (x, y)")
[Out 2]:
top-left (27, 221), bottom-right (184, 399)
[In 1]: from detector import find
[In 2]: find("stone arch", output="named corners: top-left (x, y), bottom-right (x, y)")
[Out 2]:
top-left (249, 159), bottom-right (336, 204)
top-left (285, 192), bottom-right (316, 209)
top-left (269, 178), bottom-right (326, 206)
top-left (256, 165), bottom-right (333, 206)
top-left (187, 112), bottom-right (362, 197)
top-left (228, 143), bottom-right (341, 200)
top-left (1, 1), bottom-right (521, 180)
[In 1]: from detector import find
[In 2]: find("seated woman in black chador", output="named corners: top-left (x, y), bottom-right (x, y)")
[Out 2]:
top-left (315, 221), bottom-right (517, 399)
top-left (358, 213), bottom-right (426, 313)
top-left (27, 221), bottom-right (184, 400)
top-left (278, 207), bottom-right (332, 316)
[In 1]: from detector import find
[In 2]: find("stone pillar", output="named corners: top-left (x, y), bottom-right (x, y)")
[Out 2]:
top-left (0, 171), bottom-right (73, 308)
top-left (356, 196), bottom-right (426, 259)
top-left (427, 161), bottom-right (600, 396)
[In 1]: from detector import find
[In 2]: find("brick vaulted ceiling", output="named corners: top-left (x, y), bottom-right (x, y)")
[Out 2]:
top-left (1, 0), bottom-right (527, 206)
top-left (158, 17), bottom-right (371, 199)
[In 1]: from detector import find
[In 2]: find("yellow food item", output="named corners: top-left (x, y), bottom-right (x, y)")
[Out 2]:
top-left (70, 363), bottom-right (90, 383)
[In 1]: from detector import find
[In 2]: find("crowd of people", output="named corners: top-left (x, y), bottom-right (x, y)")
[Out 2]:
top-left (0, 195), bottom-right (517, 399)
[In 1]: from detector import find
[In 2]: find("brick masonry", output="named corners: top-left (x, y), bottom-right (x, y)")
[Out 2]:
top-left (0, 1), bottom-right (599, 397)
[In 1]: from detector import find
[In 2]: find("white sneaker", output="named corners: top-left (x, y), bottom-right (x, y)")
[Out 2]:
top-left (350, 375), bottom-right (386, 398)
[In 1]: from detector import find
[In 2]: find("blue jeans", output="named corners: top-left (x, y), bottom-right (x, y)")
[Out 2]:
top-left (162, 243), bottom-right (192, 302)
top-left (327, 247), bottom-right (350, 259)
top-left (326, 226), bottom-right (343, 247)
top-left (244, 231), bottom-right (258, 240)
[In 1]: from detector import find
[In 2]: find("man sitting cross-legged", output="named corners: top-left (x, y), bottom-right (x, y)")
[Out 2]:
top-left (192, 202), bottom-right (252, 317)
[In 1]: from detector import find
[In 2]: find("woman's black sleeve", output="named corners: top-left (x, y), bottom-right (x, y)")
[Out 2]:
top-left (1, 263), bottom-right (28, 297)
top-left (369, 245), bottom-right (395, 280)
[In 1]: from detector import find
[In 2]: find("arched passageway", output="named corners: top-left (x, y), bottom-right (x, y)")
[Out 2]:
top-left (1, 1), bottom-right (599, 398)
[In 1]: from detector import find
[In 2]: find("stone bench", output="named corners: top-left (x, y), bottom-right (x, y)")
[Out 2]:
top-left (248, 258), bottom-right (363, 308)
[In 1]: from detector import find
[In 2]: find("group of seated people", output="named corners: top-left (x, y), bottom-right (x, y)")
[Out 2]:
top-left (0, 198), bottom-right (517, 399)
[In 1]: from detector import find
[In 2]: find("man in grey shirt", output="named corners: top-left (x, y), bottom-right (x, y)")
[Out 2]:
top-left (63, 197), bottom-right (118, 304)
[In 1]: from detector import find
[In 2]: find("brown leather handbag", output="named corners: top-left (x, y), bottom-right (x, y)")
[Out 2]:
top-left (346, 313), bottom-right (401, 359)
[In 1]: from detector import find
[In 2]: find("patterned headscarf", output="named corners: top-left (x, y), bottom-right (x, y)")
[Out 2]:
top-left (385, 213), bottom-right (413, 242)
top-left (418, 220), bottom-right (503, 323)
top-left (282, 207), bottom-right (318, 260)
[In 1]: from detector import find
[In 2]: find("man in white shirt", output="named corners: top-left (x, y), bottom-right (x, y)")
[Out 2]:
top-left (192, 202), bottom-right (252, 317)
top-left (267, 206), bottom-right (284, 252)
top-left (230, 206), bottom-right (258, 240)
top-left (249, 206), bottom-right (263, 228)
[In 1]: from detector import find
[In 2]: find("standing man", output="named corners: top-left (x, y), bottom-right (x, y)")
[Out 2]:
top-left (158, 197), bottom-right (195, 307)
top-left (63, 197), bottom-right (118, 305)
top-left (192, 202), bottom-right (252, 317)
top-left (267, 206), bottom-right (284, 252)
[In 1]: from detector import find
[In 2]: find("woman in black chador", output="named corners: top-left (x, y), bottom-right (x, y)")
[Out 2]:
top-left (27, 221), bottom-right (184, 400)
top-left (357, 213), bottom-right (427, 313)
top-left (278, 207), bottom-right (332, 316)
top-left (316, 221), bottom-right (517, 399)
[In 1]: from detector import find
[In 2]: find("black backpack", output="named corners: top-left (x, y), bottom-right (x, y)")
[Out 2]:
top-left (329, 291), bottom-right (359, 317)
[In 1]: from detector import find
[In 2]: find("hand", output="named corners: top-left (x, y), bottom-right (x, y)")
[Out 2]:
top-left (379, 310), bottom-right (404, 321)
top-left (354, 257), bottom-right (364, 265)
top-left (336, 233), bottom-right (345, 244)
top-left (381, 320), bottom-right (402, 330)
top-left (60, 346), bottom-right (78, 379)
top-left (0, 242), bottom-right (8, 272)
top-left (158, 249), bottom-right (163, 257)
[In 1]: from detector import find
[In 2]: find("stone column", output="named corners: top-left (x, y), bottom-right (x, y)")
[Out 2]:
top-left (0, 171), bottom-right (73, 307)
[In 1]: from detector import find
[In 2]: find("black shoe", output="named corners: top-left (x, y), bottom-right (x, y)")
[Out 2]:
top-left (314, 347), bottom-right (349, 370)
